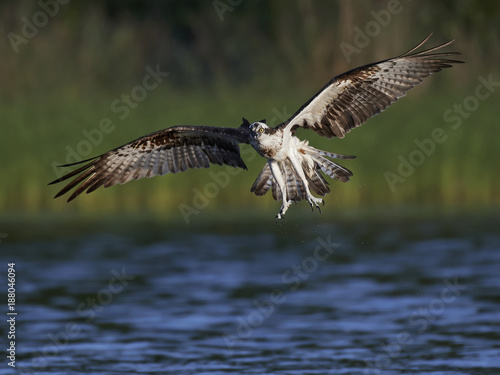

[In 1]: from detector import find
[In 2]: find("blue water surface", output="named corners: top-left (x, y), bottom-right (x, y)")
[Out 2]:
top-left (1, 214), bottom-right (499, 374)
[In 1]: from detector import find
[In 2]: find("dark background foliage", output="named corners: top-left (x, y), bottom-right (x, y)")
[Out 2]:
top-left (1, 0), bottom-right (498, 217)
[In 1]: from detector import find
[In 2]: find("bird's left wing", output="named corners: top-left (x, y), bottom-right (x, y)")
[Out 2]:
top-left (49, 125), bottom-right (250, 202)
top-left (277, 34), bottom-right (463, 138)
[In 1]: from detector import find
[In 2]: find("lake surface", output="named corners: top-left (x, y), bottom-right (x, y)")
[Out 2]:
top-left (2, 213), bottom-right (499, 374)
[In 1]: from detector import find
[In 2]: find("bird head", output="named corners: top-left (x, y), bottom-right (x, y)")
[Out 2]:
top-left (249, 120), bottom-right (268, 138)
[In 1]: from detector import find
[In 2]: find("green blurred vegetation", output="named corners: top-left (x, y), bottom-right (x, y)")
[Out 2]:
top-left (1, 0), bottom-right (499, 219)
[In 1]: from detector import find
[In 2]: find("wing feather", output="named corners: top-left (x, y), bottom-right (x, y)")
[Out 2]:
top-left (172, 146), bottom-right (183, 173)
top-left (49, 125), bottom-right (250, 202)
top-left (278, 34), bottom-right (463, 138)
top-left (165, 149), bottom-right (175, 174)
top-left (194, 146), bottom-right (210, 168)
top-left (250, 163), bottom-right (273, 196)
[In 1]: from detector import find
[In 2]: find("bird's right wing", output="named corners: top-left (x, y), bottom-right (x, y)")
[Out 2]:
top-left (49, 124), bottom-right (250, 202)
top-left (277, 34), bottom-right (463, 138)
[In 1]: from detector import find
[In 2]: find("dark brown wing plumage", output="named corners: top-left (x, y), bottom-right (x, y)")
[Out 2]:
top-left (278, 34), bottom-right (463, 138)
top-left (49, 125), bottom-right (250, 202)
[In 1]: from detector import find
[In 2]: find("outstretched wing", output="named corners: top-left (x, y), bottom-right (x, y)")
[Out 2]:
top-left (277, 34), bottom-right (463, 138)
top-left (49, 125), bottom-right (250, 202)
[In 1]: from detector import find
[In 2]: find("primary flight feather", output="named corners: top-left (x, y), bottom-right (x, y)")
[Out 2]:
top-left (49, 34), bottom-right (463, 219)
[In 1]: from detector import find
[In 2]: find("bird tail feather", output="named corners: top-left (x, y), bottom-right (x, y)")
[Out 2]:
top-left (250, 146), bottom-right (355, 201)
top-left (305, 147), bottom-right (355, 183)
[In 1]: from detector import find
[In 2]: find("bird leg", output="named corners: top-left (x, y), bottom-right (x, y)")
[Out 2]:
top-left (288, 156), bottom-right (324, 213)
top-left (269, 161), bottom-right (289, 220)
top-left (276, 200), bottom-right (291, 221)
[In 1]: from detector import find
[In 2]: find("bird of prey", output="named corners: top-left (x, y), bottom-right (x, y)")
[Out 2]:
top-left (50, 35), bottom-right (462, 219)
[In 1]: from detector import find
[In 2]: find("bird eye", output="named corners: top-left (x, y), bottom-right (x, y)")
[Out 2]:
top-left (259, 128), bottom-right (264, 133)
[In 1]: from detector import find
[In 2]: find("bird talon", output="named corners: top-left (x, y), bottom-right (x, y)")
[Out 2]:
top-left (307, 196), bottom-right (324, 213)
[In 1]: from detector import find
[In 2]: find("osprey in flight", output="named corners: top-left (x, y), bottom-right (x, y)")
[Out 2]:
top-left (50, 35), bottom-right (462, 219)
